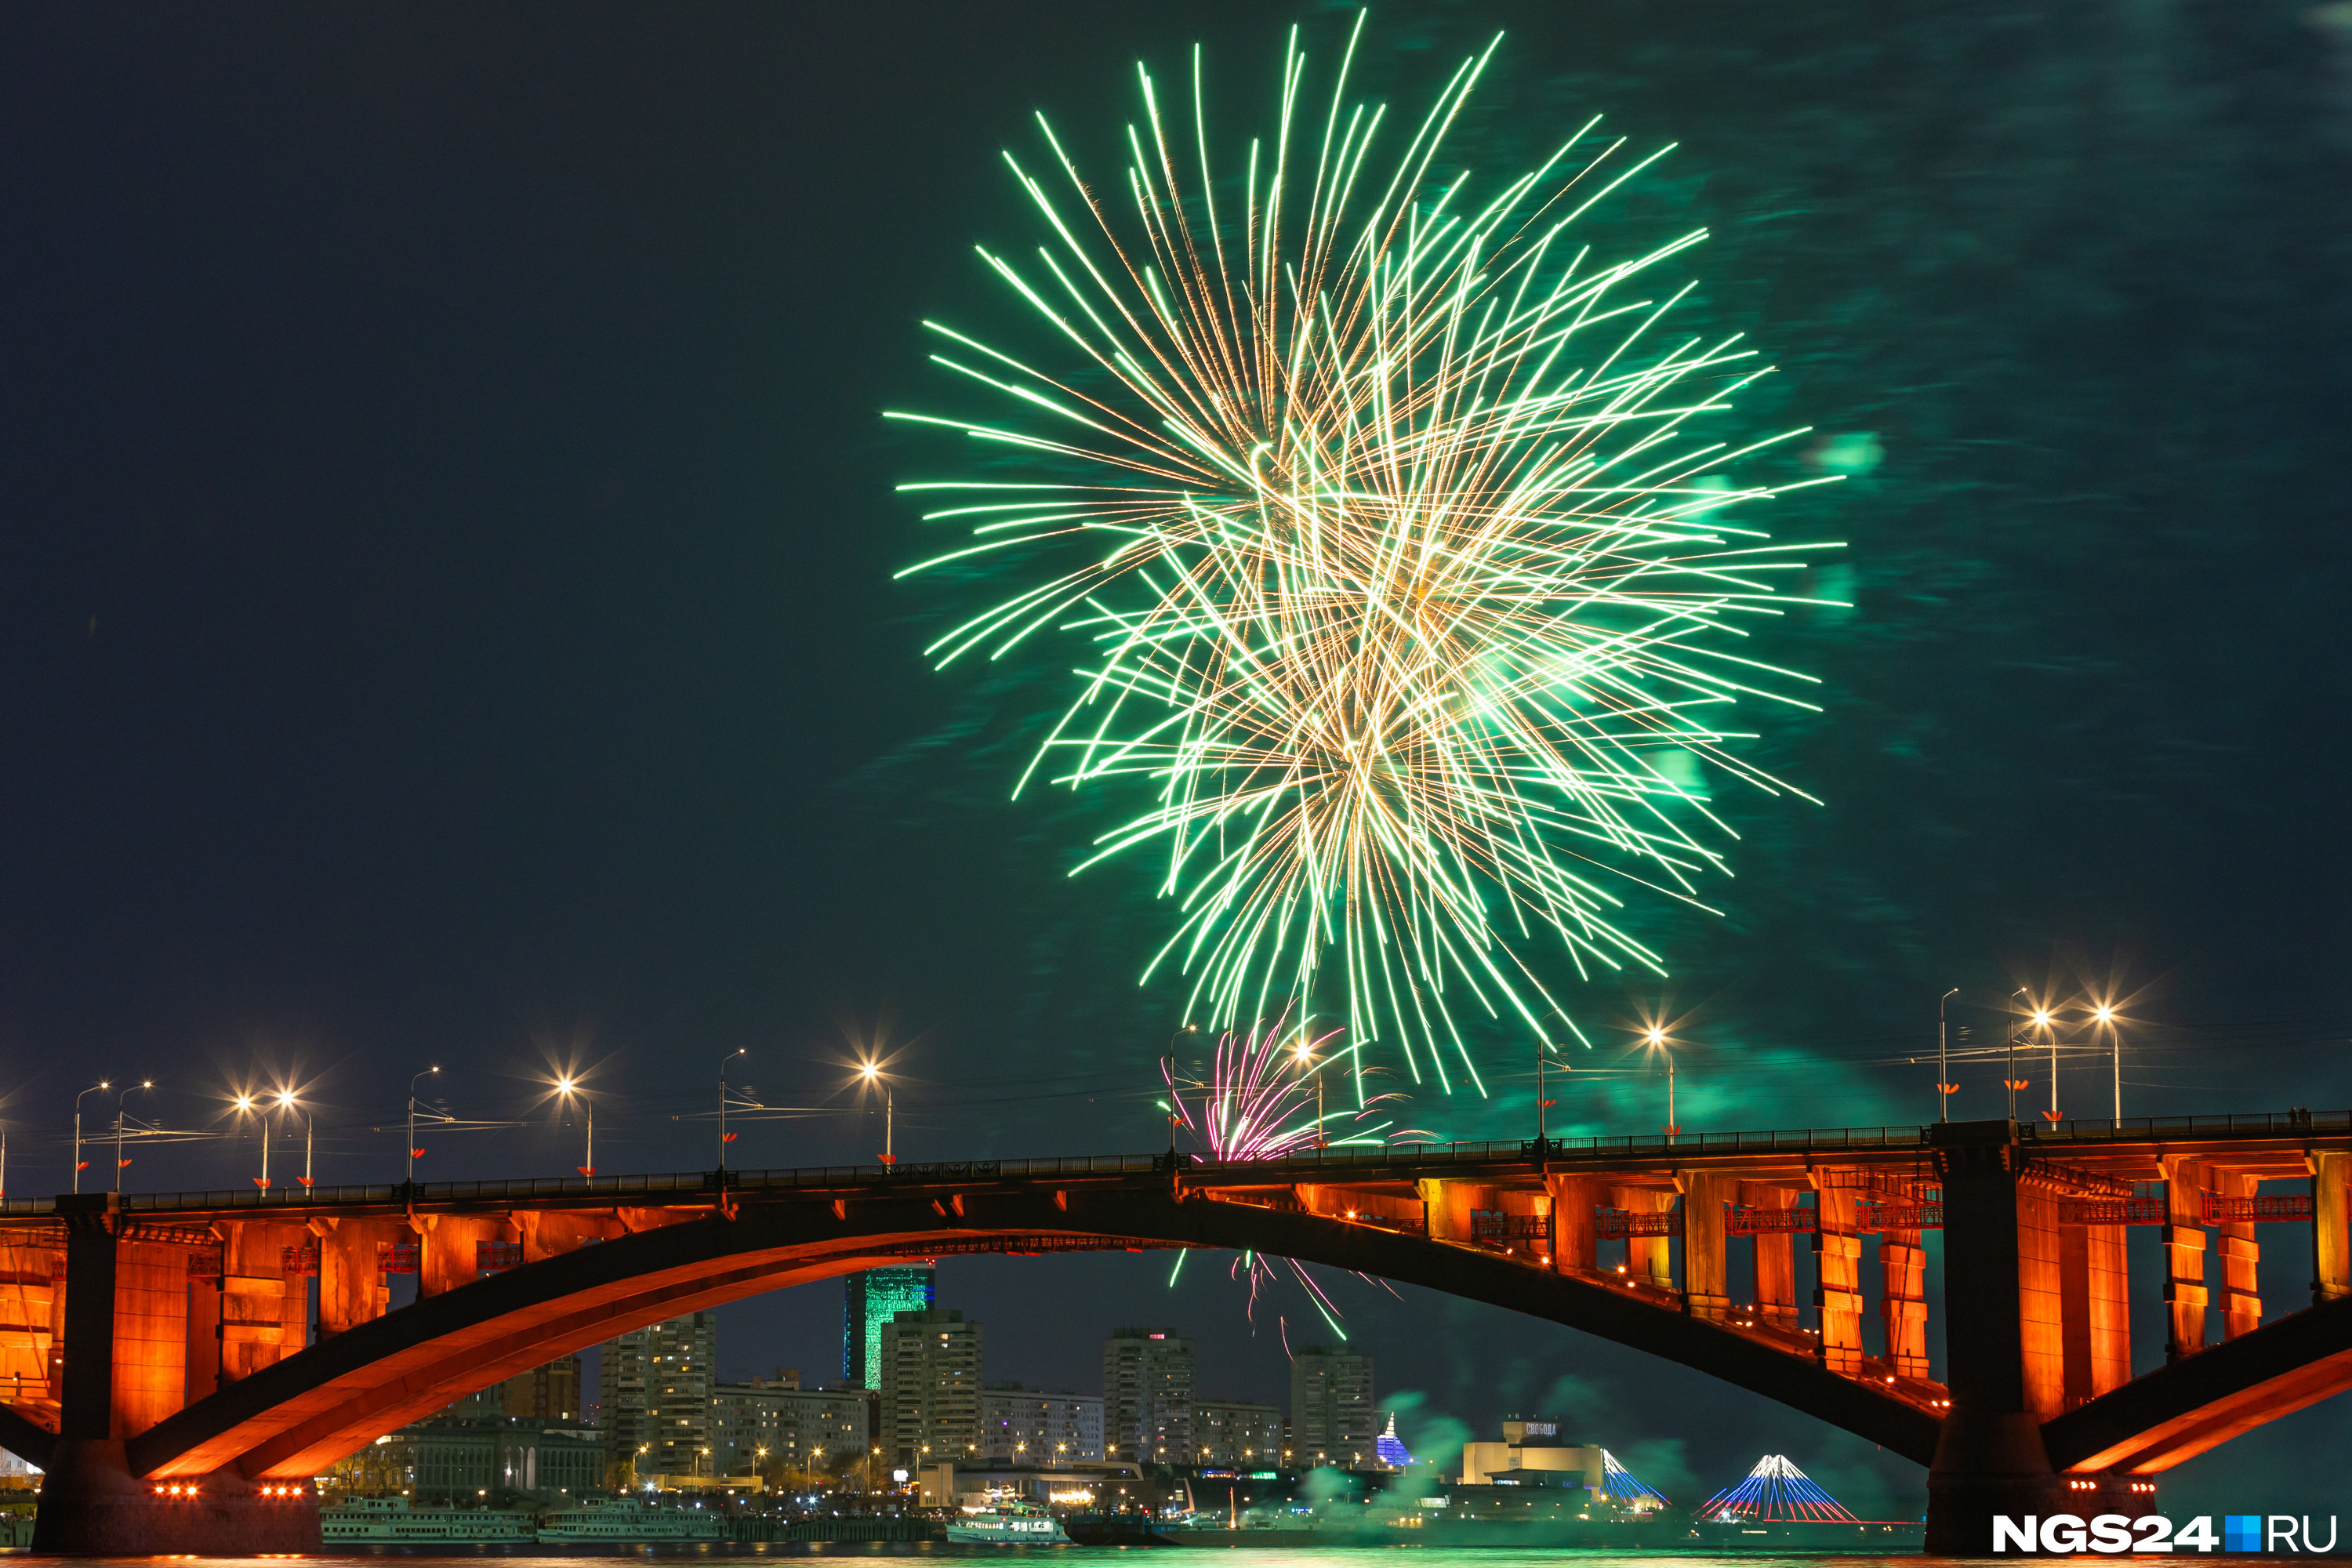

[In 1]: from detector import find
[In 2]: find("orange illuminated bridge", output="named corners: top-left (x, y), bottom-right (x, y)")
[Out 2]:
top-left (1, 1112), bottom-right (2347, 1553)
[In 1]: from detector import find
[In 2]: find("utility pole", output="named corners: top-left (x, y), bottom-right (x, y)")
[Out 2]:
top-left (1937, 988), bottom-right (1958, 1121)
top-left (408, 1066), bottom-right (440, 1183)
top-left (113, 1081), bottom-right (151, 1193)
top-left (717, 1047), bottom-right (746, 1171)
top-left (72, 1082), bottom-right (109, 1196)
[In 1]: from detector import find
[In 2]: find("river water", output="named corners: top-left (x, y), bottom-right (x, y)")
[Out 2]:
top-left (0, 1552), bottom-right (1980, 1566)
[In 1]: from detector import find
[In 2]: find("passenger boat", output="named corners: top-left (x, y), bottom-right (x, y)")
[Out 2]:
top-left (945, 1502), bottom-right (1073, 1544)
top-left (535, 1494), bottom-right (725, 1541)
top-left (321, 1495), bottom-right (535, 1543)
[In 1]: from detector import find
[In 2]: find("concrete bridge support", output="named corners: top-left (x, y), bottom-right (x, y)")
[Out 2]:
top-left (1743, 1181), bottom-right (1800, 1332)
top-left (1813, 1181), bottom-right (1865, 1375)
top-left (1927, 1122), bottom-right (2063, 1555)
top-left (2216, 1171), bottom-right (2263, 1340)
top-left (1882, 1222), bottom-right (1931, 1379)
top-left (1679, 1172), bottom-right (1733, 1323)
top-left (1544, 1174), bottom-right (1599, 1274)
top-left (2162, 1160), bottom-right (2210, 1359)
top-left (2314, 1151), bottom-right (2352, 1304)
top-left (35, 1196), bottom-right (323, 1554)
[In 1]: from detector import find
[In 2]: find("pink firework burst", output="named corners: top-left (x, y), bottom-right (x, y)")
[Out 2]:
top-left (1160, 1018), bottom-right (1427, 1333)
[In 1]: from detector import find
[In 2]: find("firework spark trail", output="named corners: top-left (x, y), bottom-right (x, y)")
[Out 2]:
top-left (896, 18), bottom-right (1840, 1096)
top-left (1160, 1020), bottom-right (1423, 1335)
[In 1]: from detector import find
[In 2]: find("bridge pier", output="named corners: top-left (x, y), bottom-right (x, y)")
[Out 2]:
top-left (1928, 1122), bottom-right (2064, 1554)
top-left (31, 1438), bottom-right (320, 1554)
top-left (34, 1196), bottom-right (324, 1555)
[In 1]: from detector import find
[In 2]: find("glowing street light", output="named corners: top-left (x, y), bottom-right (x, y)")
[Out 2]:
top-left (2032, 1008), bottom-right (2060, 1123)
top-left (2093, 1003), bottom-right (2123, 1123)
top-left (284, 1088), bottom-right (315, 1188)
top-left (1643, 1025), bottom-right (1676, 1143)
top-left (1292, 1032), bottom-right (1327, 1147)
top-left (72, 1081), bottom-right (110, 1196)
top-left (555, 1076), bottom-right (594, 1177)
top-left (858, 1060), bottom-right (893, 1165)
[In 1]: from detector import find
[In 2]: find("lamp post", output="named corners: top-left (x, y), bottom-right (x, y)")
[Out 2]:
top-left (2005, 989), bottom-right (2028, 1121)
top-left (1165, 1025), bottom-right (1196, 1153)
top-left (1646, 1026), bottom-right (1675, 1142)
top-left (234, 1094), bottom-right (263, 1187)
top-left (408, 1067), bottom-right (440, 1183)
top-left (2034, 1007), bottom-right (2059, 1123)
top-left (858, 1060), bottom-right (892, 1164)
top-left (1293, 1032), bottom-right (1327, 1147)
top-left (113, 1080), bottom-right (151, 1193)
top-left (2096, 1003), bottom-right (2121, 1123)
top-left (717, 1048), bottom-right (746, 1171)
top-left (73, 1081), bottom-right (111, 1195)
top-left (1937, 987), bottom-right (1959, 1120)
top-left (556, 1077), bottom-right (593, 1176)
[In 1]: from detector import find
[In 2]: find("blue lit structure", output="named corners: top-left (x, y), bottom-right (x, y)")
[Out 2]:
top-left (1600, 1450), bottom-right (1671, 1508)
top-left (1700, 1454), bottom-right (1860, 1523)
top-left (1374, 1413), bottom-right (1413, 1468)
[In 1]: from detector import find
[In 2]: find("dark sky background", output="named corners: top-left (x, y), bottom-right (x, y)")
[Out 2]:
top-left (2, 0), bottom-right (2349, 1519)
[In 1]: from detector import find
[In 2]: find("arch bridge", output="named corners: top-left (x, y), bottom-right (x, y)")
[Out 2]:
top-left (0, 1112), bottom-right (2346, 1553)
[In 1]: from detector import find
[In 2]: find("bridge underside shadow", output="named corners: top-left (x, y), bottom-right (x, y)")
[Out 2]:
top-left (125, 1185), bottom-right (1939, 1481)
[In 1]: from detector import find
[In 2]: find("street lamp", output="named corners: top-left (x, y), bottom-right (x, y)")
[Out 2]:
top-left (2094, 1003), bottom-right (2122, 1123)
top-left (1936, 988), bottom-right (1959, 1121)
top-left (555, 1076), bottom-right (593, 1177)
top-left (285, 1089), bottom-right (314, 1188)
top-left (717, 1048), bottom-right (747, 1171)
top-left (408, 1067), bottom-right (440, 1183)
top-left (1534, 1040), bottom-right (1559, 1145)
top-left (2005, 989), bottom-right (2029, 1121)
top-left (2033, 1007), bottom-right (2059, 1123)
top-left (73, 1081), bottom-right (111, 1195)
top-left (858, 1059), bottom-right (893, 1165)
top-left (234, 1094), bottom-right (263, 1187)
top-left (113, 1081), bottom-right (152, 1193)
top-left (1645, 1026), bottom-right (1675, 1142)
top-left (1292, 1033), bottom-right (1327, 1148)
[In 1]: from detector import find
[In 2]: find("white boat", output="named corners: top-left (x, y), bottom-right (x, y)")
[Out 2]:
top-left (535, 1494), bottom-right (725, 1542)
top-left (946, 1503), bottom-right (1072, 1544)
top-left (322, 1495), bottom-right (535, 1543)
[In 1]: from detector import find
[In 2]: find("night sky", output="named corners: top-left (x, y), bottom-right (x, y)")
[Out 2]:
top-left (2, 0), bottom-right (2348, 1518)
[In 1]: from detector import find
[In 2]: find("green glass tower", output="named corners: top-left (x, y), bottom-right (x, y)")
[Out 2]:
top-left (844, 1267), bottom-right (936, 1388)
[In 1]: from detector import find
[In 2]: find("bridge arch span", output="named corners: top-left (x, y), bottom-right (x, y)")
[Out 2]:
top-left (125, 1183), bottom-right (1939, 1483)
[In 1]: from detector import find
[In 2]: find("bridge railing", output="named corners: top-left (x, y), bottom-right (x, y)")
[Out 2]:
top-left (111, 1155), bottom-right (1173, 1214)
top-left (2023, 1111), bottom-right (2350, 1142)
top-left (1195, 1125), bottom-right (1942, 1175)
top-left (42, 1111), bottom-right (2352, 1218)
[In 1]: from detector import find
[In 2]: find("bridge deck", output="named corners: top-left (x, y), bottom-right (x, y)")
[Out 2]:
top-left (0, 1110), bottom-right (2336, 1222)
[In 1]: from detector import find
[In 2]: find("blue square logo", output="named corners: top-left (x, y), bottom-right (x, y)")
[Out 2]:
top-left (2225, 1516), bottom-right (2263, 1552)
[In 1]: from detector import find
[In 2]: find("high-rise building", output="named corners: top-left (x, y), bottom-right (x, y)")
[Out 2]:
top-left (978, 1384), bottom-right (1105, 1464)
top-left (844, 1267), bottom-right (937, 1389)
top-left (495, 1356), bottom-right (583, 1423)
top-left (1102, 1327), bottom-right (1195, 1463)
top-left (878, 1307), bottom-right (982, 1469)
top-left (600, 1312), bottom-right (717, 1480)
top-left (710, 1374), bottom-right (870, 1478)
top-left (1195, 1398), bottom-right (1283, 1468)
top-left (1289, 1345), bottom-right (1375, 1468)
